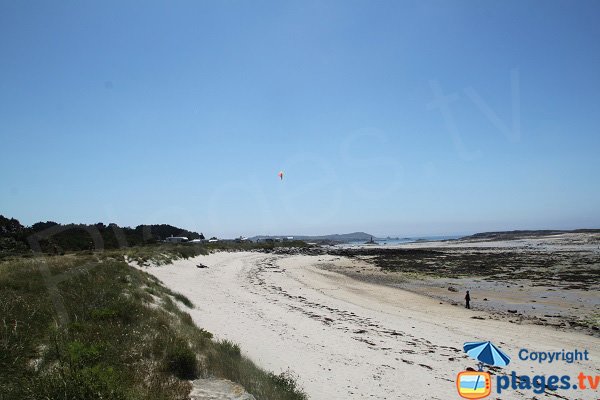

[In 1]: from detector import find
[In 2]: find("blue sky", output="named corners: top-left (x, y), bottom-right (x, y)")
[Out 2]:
top-left (1, 1), bottom-right (599, 237)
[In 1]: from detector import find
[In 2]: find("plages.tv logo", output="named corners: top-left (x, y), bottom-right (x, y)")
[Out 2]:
top-left (456, 341), bottom-right (511, 399)
top-left (456, 370), bottom-right (492, 399)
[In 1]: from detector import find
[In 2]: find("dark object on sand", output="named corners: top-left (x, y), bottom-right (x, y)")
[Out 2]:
top-left (465, 290), bottom-right (471, 309)
top-left (483, 298), bottom-right (488, 301)
top-left (196, 263), bottom-right (208, 269)
top-left (507, 309), bottom-right (518, 314)
top-left (448, 286), bottom-right (458, 292)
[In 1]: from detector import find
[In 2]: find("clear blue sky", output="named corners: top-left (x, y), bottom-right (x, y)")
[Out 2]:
top-left (1, 1), bottom-right (599, 237)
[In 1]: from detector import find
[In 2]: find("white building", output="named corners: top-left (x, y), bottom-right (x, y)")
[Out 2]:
top-left (165, 236), bottom-right (188, 243)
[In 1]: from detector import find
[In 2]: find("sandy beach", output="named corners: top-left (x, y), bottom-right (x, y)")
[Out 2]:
top-left (136, 235), bottom-right (600, 399)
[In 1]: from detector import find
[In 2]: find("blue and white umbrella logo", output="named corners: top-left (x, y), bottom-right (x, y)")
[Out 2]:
top-left (464, 341), bottom-right (511, 371)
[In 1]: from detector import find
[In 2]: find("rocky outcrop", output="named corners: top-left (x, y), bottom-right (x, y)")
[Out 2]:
top-left (190, 378), bottom-right (256, 400)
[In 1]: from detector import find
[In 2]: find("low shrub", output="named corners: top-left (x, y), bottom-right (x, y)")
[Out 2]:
top-left (166, 340), bottom-right (199, 380)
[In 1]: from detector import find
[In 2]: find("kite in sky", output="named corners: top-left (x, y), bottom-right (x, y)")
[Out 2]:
top-left (278, 171), bottom-right (284, 180)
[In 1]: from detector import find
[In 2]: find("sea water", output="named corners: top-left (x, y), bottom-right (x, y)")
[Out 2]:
top-left (344, 235), bottom-right (463, 246)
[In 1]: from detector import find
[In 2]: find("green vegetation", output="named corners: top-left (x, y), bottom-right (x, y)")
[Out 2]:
top-left (0, 214), bottom-right (204, 256)
top-left (0, 251), bottom-right (307, 400)
top-left (121, 241), bottom-right (309, 267)
top-left (120, 243), bottom-right (210, 266)
top-left (1, 214), bottom-right (309, 263)
top-left (204, 240), bottom-right (309, 252)
top-left (575, 313), bottom-right (600, 331)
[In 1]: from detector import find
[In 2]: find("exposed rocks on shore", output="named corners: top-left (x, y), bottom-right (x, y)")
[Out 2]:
top-left (190, 378), bottom-right (256, 400)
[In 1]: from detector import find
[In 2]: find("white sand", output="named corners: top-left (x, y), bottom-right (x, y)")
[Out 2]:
top-left (137, 252), bottom-right (600, 400)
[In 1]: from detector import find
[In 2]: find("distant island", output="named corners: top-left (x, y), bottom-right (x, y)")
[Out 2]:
top-left (250, 232), bottom-right (374, 244)
top-left (460, 229), bottom-right (600, 241)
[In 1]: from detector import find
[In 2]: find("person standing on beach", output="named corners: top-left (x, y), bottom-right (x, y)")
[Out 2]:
top-left (465, 290), bottom-right (471, 309)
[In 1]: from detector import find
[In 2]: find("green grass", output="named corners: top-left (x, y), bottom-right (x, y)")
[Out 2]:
top-left (119, 243), bottom-right (209, 266)
top-left (0, 251), bottom-right (307, 400)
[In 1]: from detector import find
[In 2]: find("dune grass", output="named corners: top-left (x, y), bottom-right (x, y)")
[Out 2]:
top-left (0, 252), bottom-right (307, 400)
top-left (119, 240), bottom-right (309, 267)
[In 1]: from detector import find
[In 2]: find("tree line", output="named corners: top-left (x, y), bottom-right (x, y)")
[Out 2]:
top-left (0, 215), bottom-right (204, 256)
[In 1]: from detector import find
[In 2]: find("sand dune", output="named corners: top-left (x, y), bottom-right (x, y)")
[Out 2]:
top-left (138, 251), bottom-right (599, 399)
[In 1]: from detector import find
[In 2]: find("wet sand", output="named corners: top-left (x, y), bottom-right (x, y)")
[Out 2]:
top-left (328, 232), bottom-right (600, 336)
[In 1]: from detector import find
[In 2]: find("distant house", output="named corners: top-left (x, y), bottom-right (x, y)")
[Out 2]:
top-left (165, 236), bottom-right (188, 243)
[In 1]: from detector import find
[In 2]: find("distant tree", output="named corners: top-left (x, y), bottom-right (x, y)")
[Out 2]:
top-left (30, 221), bottom-right (59, 232)
top-left (0, 215), bottom-right (204, 255)
top-left (135, 224), bottom-right (201, 240)
top-left (0, 215), bottom-right (24, 236)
